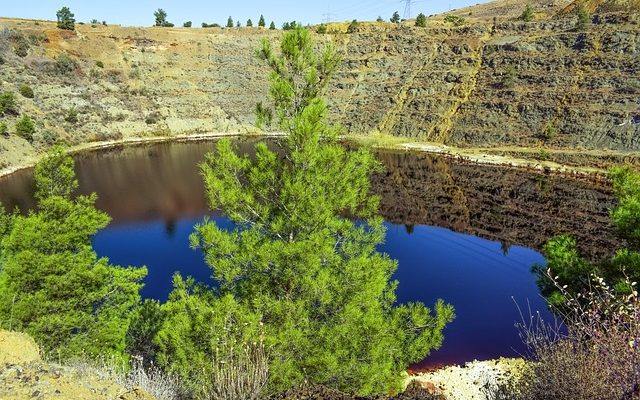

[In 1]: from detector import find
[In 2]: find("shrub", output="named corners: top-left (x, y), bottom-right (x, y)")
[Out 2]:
top-left (13, 38), bottom-right (29, 57)
top-left (517, 272), bottom-right (640, 400)
top-left (15, 115), bottom-right (36, 141)
top-left (347, 19), bottom-right (359, 34)
top-left (0, 92), bottom-right (17, 115)
top-left (95, 60), bottom-right (104, 68)
top-left (316, 24), bottom-right (327, 34)
top-left (0, 54), bottom-right (4, 64)
top-left (0, 122), bottom-right (7, 137)
top-left (18, 84), bottom-right (34, 99)
top-left (520, 4), bottom-right (535, 22)
top-left (415, 13), bottom-right (427, 27)
top-left (64, 108), bottom-right (79, 124)
top-left (542, 121), bottom-right (557, 143)
top-left (56, 7), bottom-right (75, 31)
top-left (501, 65), bottom-right (517, 89)
top-left (145, 111), bottom-right (161, 125)
top-left (54, 53), bottom-right (77, 75)
top-left (576, 3), bottom-right (591, 31)
top-left (183, 21), bottom-right (192, 28)
top-left (444, 14), bottom-right (466, 26)
top-left (39, 129), bottom-right (59, 146)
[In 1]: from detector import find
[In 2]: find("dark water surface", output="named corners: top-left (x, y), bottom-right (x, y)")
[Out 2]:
top-left (0, 139), bottom-right (618, 369)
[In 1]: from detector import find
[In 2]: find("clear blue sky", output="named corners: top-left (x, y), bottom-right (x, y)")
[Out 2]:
top-left (2, 0), bottom-right (490, 27)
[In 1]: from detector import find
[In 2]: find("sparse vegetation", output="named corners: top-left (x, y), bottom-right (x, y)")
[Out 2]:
top-left (0, 122), bottom-right (7, 137)
top-left (14, 115), bottom-right (36, 141)
top-left (13, 37), bottom-right (29, 57)
top-left (18, 84), bottom-right (34, 99)
top-left (416, 13), bottom-right (427, 27)
top-left (56, 7), bottom-right (75, 31)
top-left (145, 111), bottom-right (162, 125)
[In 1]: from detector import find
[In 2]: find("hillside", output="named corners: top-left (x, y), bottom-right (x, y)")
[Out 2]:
top-left (0, 0), bottom-right (639, 171)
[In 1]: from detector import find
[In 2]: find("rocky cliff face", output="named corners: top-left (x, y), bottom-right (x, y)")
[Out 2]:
top-left (0, 1), bottom-right (638, 170)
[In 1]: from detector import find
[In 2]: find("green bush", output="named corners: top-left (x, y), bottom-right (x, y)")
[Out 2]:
top-left (316, 23), bottom-right (327, 34)
top-left (39, 129), bottom-right (59, 146)
top-left (501, 66), bottom-right (517, 89)
top-left (145, 111), bottom-right (161, 125)
top-left (183, 21), bottom-right (192, 28)
top-left (520, 4), bottom-right (535, 22)
top-left (64, 108), bottom-right (79, 124)
top-left (15, 115), bottom-right (36, 141)
top-left (95, 60), bottom-right (104, 68)
top-left (54, 53), bottom-right (77, 75)
top-left (13, 39), bottom-right (29, 57)
top-left (444, 15), bottom-right (466, 26)
top-left (576, 3), bottom-right (591, 31)
top-left (415, 13), bottom-right (427, 27)
top-left (19, 84), bottom-right (34, 99)
top-left (542, 121), bottom-right (557, 143)
top-left (347, 19), bottom-right (359, 34)
top-left (0, 92), bottom-right (17, 115)
top-left (0, 122), bottom-right (7, 137)
top-left (56, 7), bottom-right (75, 31)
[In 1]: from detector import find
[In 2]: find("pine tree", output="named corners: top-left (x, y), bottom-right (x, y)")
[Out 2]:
top-left (226, 16), bottom-right (234, 28)
top-left (415, 13), bottom-right (427, 27)
top-left (247, 19), bottom-right (253, 27)
top-left (56, 7), bottom-right (75, 31)
top-left (391, 11), bottom-right (401, 23)
top-left (269, 21), bottom-right (276, 30)
top-left (520, 4), bottom-right (535, 22)
top-left (179, 27), bottom-right (454, 395)
top-left (258, 14), bottom-right (266, 27)
top-left (154, 8), bottom-right (168, 27)
top-left (576, 2), bottom-right (591, 31)
top-left (0, 147), bottom-right (147, 361)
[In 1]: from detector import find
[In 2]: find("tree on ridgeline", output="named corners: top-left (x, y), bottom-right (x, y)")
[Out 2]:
top-left (154, 26), bottom-right (454, 396)
top-left (154, 8), bottom-right (167, 26)
top-left (259, 14), bottom-right (266, 27)
top-left (269, 21), bottom-right (276, 30)
top-left (0, 147), bottom-right (147, 362)
top-left (247, 19), bottom-right (253, 27)
top-left (415, 13), bottom-right (427, 27)
top-left (391, 11), bottom-right (401, 23)
top-left (56, 7), bottom-right (75, 31)
top-left (226, 16), bottom-right (234, 28)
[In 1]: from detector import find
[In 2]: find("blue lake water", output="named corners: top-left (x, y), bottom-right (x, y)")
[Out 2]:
top-left (0, 139), bottom-right (615, 369)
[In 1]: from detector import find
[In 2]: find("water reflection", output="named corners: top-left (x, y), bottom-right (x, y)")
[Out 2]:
top-left (0, 140), bottom-right (618, 368)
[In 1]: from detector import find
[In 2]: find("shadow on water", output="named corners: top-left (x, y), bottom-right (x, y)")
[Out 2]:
top-left (0, 139), bottom-right (618, 369)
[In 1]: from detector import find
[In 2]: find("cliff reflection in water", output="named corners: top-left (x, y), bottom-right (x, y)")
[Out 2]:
top-left (0, 140), bottom-right (619, 258)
